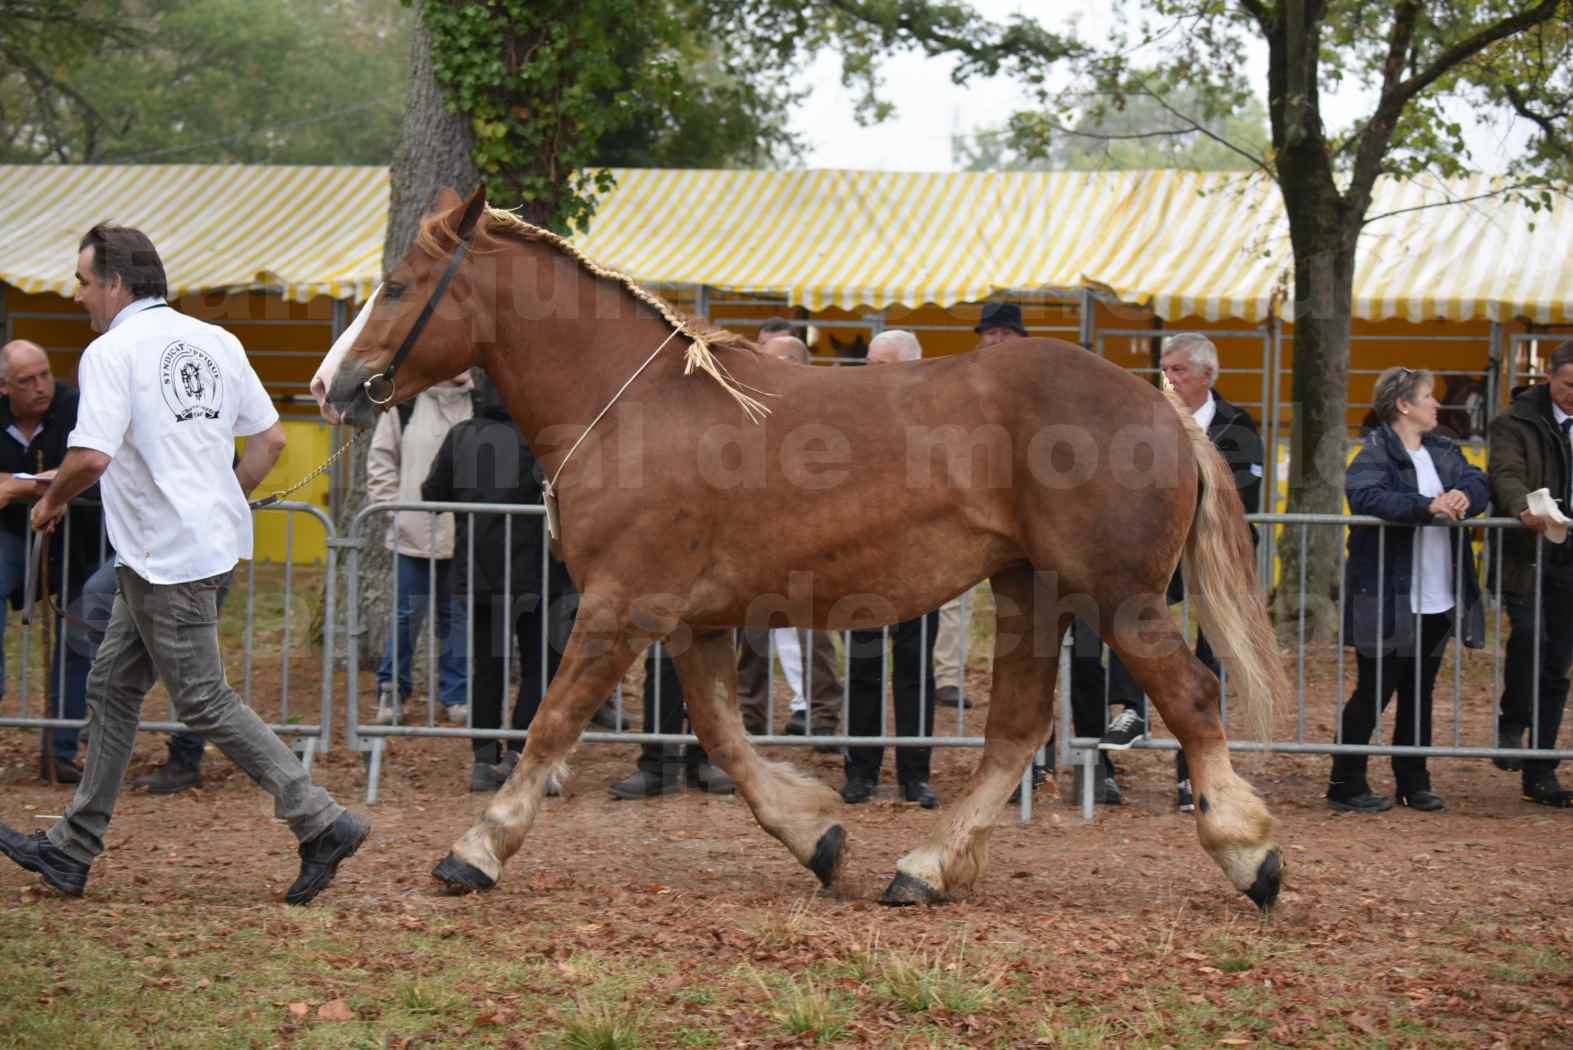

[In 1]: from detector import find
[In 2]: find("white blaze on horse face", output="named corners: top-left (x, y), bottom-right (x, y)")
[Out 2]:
top-left (311, 285), bottom-right (381, 423)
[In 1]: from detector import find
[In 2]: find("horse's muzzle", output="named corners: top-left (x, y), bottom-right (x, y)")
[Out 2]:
top-left (324, 364), bottom-right (382, 430)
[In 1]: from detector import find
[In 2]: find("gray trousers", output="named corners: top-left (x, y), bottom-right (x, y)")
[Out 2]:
top-left (48, 566), bottom-right (342, 865)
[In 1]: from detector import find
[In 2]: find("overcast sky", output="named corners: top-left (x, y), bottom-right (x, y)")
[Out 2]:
top-left (788, 1), bottom-right (1526, 173)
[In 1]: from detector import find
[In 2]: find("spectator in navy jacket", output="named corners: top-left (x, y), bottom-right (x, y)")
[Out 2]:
top-left (1327, 366), bottom-right (1488, 814)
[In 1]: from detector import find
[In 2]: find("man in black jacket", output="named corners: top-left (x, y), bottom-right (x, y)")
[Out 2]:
top-left (1488, 340), bottom-right (1573, 807)
top-left (0, 340), bottom-right (111, 782)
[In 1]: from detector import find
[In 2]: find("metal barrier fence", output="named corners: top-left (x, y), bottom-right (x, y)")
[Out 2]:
top-left (0, 501), bottom-right (337, 770)
top-left (346, 502), bottom-right (1571, 824)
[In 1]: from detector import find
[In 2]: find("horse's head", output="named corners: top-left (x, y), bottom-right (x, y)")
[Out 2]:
top-left (313, 186), bottom-right (488, 428)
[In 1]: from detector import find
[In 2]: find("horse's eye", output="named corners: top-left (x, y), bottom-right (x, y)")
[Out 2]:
top-left (384, 283), bottom-right (405, 301)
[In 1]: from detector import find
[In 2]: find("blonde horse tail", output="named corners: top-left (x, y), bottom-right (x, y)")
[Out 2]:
top-left (1167, 389), bottom-right (1286, 746)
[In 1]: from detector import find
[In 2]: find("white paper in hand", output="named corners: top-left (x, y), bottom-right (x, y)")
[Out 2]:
top-left (1526, 488), bottom-right (1571, 544)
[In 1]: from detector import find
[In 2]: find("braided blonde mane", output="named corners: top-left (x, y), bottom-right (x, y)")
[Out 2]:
top-left (418, 206), bottom-right (769, 423)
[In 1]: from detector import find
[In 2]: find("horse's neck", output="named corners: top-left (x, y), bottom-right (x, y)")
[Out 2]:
top-left (483, 277), bottom-right (680, 474)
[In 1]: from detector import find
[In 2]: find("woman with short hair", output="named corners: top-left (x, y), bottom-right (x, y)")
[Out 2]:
top-left (1328, 366), bottom-right (1489, 813)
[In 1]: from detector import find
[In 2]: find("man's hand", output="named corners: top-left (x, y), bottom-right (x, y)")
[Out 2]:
top-left (0, 475), bottom-right (50, 511)
top-left (1520, 509), bottom-right (1552, 534)
top-left (30, 495), bottom-right (66, 534)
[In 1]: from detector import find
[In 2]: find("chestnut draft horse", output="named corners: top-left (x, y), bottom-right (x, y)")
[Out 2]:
top-left (313, 187), bottom-right (1290, 911)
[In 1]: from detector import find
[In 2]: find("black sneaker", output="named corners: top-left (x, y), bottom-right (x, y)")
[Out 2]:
top-left (0, 825), bottom-right (90, 897)
top-left (1327, 791), bottom-right (1393, 813)
top-left (1100, 709), bottom-right (1146, 750)
top-left (285, 812), bottom-right (370, 906)
top-left (39, 756), bottom-right (83, 784)
top-left (783, 710), bottom-right (808, 736)
top-left (1494, 722), bottom-right (1526, 771)
top-left (1523, 777), bottom-right (1573, 808)
top-left (687, 763), bottom-right (736, 795)
top-left (1008, 763), bottom-right (1051, 804)
top-left (1176, 779), bottom-right (1196, 813)
top-left (1398, 789), bottom-right (1444, 812)
top-left (132, 762), bottom-right (202, 795)
top-left (934, 686), bottom-right (962, 708)
top-left (840, 776), bottom-right (876, 804)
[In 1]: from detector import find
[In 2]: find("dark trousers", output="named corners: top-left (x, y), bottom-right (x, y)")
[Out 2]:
top-left (1499, 571), bottom-right (1573, 782)
top-left (843, 611), bottom-right (939, 786)
top-left (1068, 618), bottom-right (1141, 779)
top-left (737, 627), bottom-right (842, 735)
top-left (636, 646), bottom-right (710, 777)
top-left (1330, 611), bottom-right (1454, 797)
top-left (470, 592), bottom-right (564, 762)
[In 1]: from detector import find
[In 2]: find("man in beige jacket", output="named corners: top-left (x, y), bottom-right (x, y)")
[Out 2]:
top-left (368, 376), bottom-right (474, 725)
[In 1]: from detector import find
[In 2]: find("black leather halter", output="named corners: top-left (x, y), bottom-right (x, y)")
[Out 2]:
top-left (362, 237), bottom-right (471, 406)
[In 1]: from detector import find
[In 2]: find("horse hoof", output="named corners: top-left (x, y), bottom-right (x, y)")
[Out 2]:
top-left (879, 871), bottom-right (936, 907)
top-left (808, 824), bottom-right (846, 888)
top-left (431, 852), bottom-right (496, 895)
top-left (1244, 848), bottom-right (1283, 912)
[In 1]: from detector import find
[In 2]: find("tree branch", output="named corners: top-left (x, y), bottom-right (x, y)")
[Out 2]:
top-left (1130, 78), bottom-right (1271, 172)
top-left (1390, 0), bottom-right (1560, 110)
top-left (1236, 0), bottom-right (1274, 36)
top-left (1361, 180), bottom-right (1549, 226)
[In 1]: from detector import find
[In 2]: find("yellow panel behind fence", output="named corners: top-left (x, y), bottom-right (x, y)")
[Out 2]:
top-left (242, 419), bottom-right (335, 564)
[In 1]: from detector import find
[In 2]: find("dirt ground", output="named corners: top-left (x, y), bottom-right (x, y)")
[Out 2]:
top-left (4, 640), bottom-right (1573, 1048)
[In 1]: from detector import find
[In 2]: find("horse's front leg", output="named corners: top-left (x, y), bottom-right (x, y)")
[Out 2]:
top-left (433, 615), bottom-right (642, 894)
top-left (674, 628), bottom-right (847, 888)
top-left (884, 568), bottom-right (1061, 904)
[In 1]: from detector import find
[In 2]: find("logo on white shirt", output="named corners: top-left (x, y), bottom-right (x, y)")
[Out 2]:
top-left (159, 341), bottom-right (224, 421)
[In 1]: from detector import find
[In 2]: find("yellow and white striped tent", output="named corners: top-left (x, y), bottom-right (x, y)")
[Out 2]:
top-left (0, 164), bottom-right (387, 303)
top-left (1, 164), bottom-right (1569, 323)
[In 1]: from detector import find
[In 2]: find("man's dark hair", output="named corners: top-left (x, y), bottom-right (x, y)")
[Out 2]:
top-left (1550, 338), bottom-right (1573, 375)
top-left (758, 316), bottom-right (795, 338)
top-left (79, 224), bottom-right (168, 300)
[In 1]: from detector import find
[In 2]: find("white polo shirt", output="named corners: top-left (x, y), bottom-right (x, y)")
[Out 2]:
top-left (68, 298), bottom-right (279, 584)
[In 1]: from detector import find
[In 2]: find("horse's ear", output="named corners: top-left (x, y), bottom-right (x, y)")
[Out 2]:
top-left (457, 185), bottom-right (487, 239)
top-left (433, 186), bottom-right (463, 211)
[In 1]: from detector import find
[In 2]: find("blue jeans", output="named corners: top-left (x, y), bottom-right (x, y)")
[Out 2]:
top-left (376, 554), bottom-right (468, 708)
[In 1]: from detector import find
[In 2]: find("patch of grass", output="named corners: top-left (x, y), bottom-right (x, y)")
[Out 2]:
top-left (875, 949), bottom-right (1000, 1014)
top-left (763, 975), bottom-right (851, 1043)
top-left (558, 996), bottom-right (642, 1050)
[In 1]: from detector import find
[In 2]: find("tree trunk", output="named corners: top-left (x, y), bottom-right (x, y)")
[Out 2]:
top-left (338, 0), bottom-right (479, 672)
top-left (1272, 190), bottom-right (1358, 639)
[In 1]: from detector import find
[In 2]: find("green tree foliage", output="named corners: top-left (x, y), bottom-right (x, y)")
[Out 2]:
top-left (419, 0), bottom-right (811, 232)
top-left (0, 0), bottom-right (412, 164)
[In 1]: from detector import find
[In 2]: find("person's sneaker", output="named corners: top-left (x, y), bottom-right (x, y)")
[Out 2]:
top-left (1523, 776), bottom-right (1573, 808)
top-left (588, 700), bottom-right (621, 730)
top-left (1100, 709), bottom-right (1146, 750)
top-left (1071, 766), bottom-right (1123, 806)
top-left (1494, 722), bottom-right (1526, 771)
top-left (1398, 789), bottom-right (1444, 812)
top-left (840, 776), bottom-right (876, 804)
top-left (688, 763), bottom-right (736, 795)
top-left (470, 760), bottom-right (505, 792)
top-left (285, 812), bottom-right (370, 905)
top-left (783, 710), bottom-right (808, 736)
top-left (607, 769), bottom-right (681, 799)
top-left (901, 780), bottom-right (939, 809)
top-left (373, 686), bottom-right (402, 726)
top-left (445, 704), bottom-right (469, 725)
top-left (132, 762), bottom-right (202, 796)
top-left (1176, 779), bottom-right (1196, 813)
top-left (934, 685), bottom-right (962, 708)
top-left (39, 756), bottom-right (83, 784)
top-left (0, 825), bottom-right (90, 897)
top-left (1327, 791), bottom-right (1394, 813)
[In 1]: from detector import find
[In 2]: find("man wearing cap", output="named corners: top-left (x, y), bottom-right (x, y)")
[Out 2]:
top-left (974, 301), bottom-right (1028, 347)
top-left (1488, 338), bottom-right (1573, 807)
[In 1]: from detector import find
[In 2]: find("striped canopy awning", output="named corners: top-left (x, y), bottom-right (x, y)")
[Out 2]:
top-left (0, 164), bottom-right (386, 303)
top-left (1, 165), bottom-right (1567, 323)
top-left (576, 168), bottom-right (1573, 323)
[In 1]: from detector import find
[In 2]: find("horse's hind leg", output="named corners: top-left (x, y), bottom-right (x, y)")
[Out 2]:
top-left (434, 618), bottom-right (643, 893)
top-left (673, 628), bottom-right (846, 888)
top-left (883, 565), bottom-right (1062, 904)
top-left (1105, 624), bottom-right (1282, 910)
